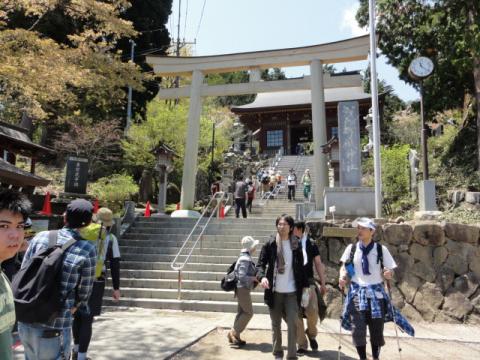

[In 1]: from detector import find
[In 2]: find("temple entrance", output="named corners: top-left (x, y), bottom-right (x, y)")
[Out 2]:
top-left (291, 126), bottom-right (312, 155)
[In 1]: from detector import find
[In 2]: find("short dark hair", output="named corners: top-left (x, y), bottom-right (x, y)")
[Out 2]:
top-left (0, 189), bottom-right (31, 221)
top-left (294, 221), bottom-right (306, 232)
top-left (276, 214), bottom-right (294, 232)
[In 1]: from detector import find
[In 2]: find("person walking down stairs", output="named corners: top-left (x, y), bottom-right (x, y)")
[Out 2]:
top-left (287, 169), bottom-right (297, 201)
top-left (228, 236), bottom-right (260, 346)
top-left (234, 176), bottom-right (248, 218)
top-left (301, 169), bottom-right (312, 201)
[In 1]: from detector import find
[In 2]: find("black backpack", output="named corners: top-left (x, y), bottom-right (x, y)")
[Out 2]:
top-left (12, 231), bottom-right (77, 324)
top-left (220, 261), bottom-right (238, 292)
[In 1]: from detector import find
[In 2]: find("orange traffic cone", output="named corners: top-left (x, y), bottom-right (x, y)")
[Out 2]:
top-left (219, 204), bottom-right (225, 219)
top-left (144, 201), bottom-right (151, 217)
top-left (176, 203), bottom-right (180, 210)
top-left (93, 199), bottom-right (99, 214)
top-left (41, 192), bottom-right (52, 216)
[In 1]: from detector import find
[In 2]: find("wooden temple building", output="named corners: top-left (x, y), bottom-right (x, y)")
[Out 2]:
top-left (231, 71), bottom-right (383, 157)
top-left (0, 121), bottom-right (51, 193)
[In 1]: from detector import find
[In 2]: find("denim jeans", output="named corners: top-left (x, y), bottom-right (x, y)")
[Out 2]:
top-left (18, 322), bottom-right (71, 360)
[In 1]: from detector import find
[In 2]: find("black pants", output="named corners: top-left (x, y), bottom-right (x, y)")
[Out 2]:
top-left (72, 311), bottom-right (94, 353)
top-left (350, 296), bottom-right (386, 347)
top-left (287, 185), bottom-right (296, 200)
top-left (246, 197), bottom-right (253, 213)
top-left (235, 198), bottom-right (247, 218)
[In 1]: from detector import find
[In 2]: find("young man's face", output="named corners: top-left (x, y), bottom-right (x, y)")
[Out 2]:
top-left (0, 210), bottom-right (25, 262)
top-left (293, 227), bottom-right (303, 238)
top-left (277, 219), bottom-right (291, 237)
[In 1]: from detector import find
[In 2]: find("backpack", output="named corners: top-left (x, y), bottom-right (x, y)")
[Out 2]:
top-left (220, 261), bottom-right (238, 292)
top-left (346, 241), bottom-right (384, 269)
top-left (12, 231), bottom-right (77, 324)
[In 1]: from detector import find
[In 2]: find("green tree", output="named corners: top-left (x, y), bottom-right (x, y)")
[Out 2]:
top-left (121, 99), bottom-right (234, 188)
top-left (0, 1), bottom-right (144, 128)
top-left (356, 0), bottom-right (480, 170)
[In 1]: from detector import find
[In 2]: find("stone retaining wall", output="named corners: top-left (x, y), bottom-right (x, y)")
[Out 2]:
top-left (307, 220), bottom-right (480, 324)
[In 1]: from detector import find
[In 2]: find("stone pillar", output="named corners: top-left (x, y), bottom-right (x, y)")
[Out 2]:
top-left (338, 101), bottom-right (362, 187)
top-left (249, 67), bottom-right (262, 82)
top-left (157, 166), bottom-right (168, 213)
top-left (310, 60), bottom-right (329, 210)
top-left (180, 69), bottom-right (204, 209)
top-left (286, 114), bottom-right (291, 155)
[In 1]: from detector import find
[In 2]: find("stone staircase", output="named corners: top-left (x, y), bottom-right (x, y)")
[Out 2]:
top-left (104, 217), bottom-right (274, 313)
top-left (104, 155), bottom-right (316, 313)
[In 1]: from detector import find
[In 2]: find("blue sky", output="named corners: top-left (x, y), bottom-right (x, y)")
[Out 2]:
top-left (167, 0), bottom-right (418, 102)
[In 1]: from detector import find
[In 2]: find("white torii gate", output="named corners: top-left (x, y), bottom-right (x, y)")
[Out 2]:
top-left (147, 35), bottom-right (370, 210)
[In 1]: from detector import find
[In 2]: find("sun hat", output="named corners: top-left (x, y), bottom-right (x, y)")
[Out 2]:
top-left (241, 236), bottom-right (259, 252)
top-left (352, 217), bottom-right (376, 230)
top-left (95, 207), bottom-right (114, 227)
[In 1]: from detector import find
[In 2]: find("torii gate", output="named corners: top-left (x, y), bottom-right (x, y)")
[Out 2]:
top-left (147, 35), bottom-right (370, 210)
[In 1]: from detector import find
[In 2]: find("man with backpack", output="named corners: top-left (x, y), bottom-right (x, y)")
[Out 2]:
top-left (16, 199), bottom-right (96, 360)
top-left (338, 218), bottom-right (397, 360)
top-left (0, 189), bottom-right (31, 360)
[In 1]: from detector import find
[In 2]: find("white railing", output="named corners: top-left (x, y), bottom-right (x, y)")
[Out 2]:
top-left (170, 191), bottom-right (228, 299)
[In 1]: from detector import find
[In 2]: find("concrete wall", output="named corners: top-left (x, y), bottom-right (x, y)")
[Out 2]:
top-left (307, 220), bottom-right (480, 324)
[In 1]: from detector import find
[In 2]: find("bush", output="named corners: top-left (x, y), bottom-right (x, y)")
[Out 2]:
top-left (89, 174), bottom-right (138, 212)
top-left (363, 144), bottom-right (411, 203)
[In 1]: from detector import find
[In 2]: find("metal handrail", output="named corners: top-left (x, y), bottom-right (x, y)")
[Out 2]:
top-left (170, 191), bottom-right (228, 299)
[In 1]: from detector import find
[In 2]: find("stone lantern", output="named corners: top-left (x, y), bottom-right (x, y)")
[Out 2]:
top-left (152, 143), bottom-right (177, 213)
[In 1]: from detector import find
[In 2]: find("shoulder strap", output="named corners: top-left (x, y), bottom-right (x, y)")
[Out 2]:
top-left (377, 242), bottom-right (384, 270)
top-left (48, 230), bottom-right (59, 248)
top-left (348, 242), bottom-right (357, 264)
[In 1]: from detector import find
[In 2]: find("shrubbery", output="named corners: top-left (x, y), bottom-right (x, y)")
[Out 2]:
top-left (89, 173), bottom-right (138, 212)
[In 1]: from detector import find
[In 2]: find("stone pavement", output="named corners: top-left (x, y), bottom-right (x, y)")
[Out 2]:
top-left (13, 308), bottom-right (480, 359)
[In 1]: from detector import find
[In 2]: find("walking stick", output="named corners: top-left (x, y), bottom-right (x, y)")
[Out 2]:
top-left (337, 287), bottom-right (345, 360)
top-left (385, 280), bottom-right (402, 360)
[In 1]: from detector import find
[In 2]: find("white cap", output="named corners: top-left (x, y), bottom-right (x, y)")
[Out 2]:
top-left (352, 217), bottom-right (376, 230)
top-left (241, 236), bottom-right (259, 252)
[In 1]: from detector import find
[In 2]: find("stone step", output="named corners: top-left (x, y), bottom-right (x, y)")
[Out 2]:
top-left (119, 239), bottom-right (269, 249)
top-left (112, 278), bottom-right (263, 293)
top-left (107, 287), bottom-right (265, 303)
top-left (122, 253), bottom-right (255, 264)
top-left (134, 218), bottom-right (276, 226)
top-left (120, 234), bottom-right (271, 242)
top-left (126, 228), bottom-right (275, 236)
top-left (103, 297), bottom-right (269, 314)
top-left (120, 269), bottom-right (225, 281)
top-left (120, 246), bottom-right (260, 256)
top-left (122, 261), bottom-right (232, 272)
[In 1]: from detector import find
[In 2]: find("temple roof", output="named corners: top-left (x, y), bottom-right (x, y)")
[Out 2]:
top-left (231, 86), bottom-right (372, 113)
top-left (0, 158), bottom-right (50, 188)
top-left (0, 122), bottom-right (53, 157)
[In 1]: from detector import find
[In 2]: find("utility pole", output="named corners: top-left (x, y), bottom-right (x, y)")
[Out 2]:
top-left (174, 0), bottom-right (182, 89)
top-left (368, 0), bottom-right (383, 218)
top-left (125, 39), bottom-right (136, 135)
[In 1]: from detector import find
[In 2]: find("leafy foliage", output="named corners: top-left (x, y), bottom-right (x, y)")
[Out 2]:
top-left (89, 173), bottom-right (139, 204)
top-left (364, 144), bottom-right (411, 203)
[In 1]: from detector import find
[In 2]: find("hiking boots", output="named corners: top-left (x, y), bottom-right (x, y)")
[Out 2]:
top-left (227, 330), bottom-right (246, 346)
top-left (308, 337), bottom-right (318, 351)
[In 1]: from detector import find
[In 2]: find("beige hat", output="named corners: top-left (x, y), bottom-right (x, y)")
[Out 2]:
top-left (241, 236), bottom-right (259, 252)
top-left (95, 207), bottom-right (114, 227)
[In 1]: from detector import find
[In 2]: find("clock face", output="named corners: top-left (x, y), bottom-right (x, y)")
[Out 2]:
top-left (409, 57), bottom-right (434, 78)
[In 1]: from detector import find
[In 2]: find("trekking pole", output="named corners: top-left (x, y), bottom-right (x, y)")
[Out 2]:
top-left (337, 287), bottom-right (344, 360)
top-left (385, 280), bottom-right (402, 360)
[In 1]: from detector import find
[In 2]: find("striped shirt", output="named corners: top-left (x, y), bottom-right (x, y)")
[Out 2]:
top-left (21, 228), bottom-right (96, 329)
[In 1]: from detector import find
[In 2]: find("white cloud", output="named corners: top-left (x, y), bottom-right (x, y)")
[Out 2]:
top-left (341, 3), bottom-right (368, 37)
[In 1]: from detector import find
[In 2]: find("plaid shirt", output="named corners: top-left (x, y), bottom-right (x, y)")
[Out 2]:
top-left (341, 282), bottom-right (415, 337)
top-left (22, 228), bottom-right (96, 329)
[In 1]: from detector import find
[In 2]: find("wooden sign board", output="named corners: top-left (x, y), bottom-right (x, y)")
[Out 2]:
top-left (322, 227), bottom-right (357, 238)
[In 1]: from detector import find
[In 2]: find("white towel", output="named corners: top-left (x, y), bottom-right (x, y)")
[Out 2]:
top-left (301, 234), bottom-right (308, 266)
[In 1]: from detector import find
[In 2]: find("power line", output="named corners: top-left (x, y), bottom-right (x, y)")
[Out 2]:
top-left (195, 0), bottom-right (207, 40)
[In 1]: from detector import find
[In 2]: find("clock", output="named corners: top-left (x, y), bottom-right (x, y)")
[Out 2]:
top-left (408, 56), bottom-right (434, 79)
